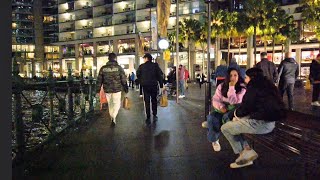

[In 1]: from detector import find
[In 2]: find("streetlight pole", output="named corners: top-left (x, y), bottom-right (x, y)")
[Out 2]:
top-left (205, 0), bottom-right (212, 119)
top-left (175, 0), bottom-right (179, 103)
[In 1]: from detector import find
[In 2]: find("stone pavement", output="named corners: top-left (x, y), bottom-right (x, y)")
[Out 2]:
top-left (21, 83), bottom-right (319, 180)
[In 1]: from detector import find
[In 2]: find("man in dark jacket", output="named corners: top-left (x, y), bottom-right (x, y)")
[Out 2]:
top-left (221, 68), bottom-right (286, 169)
top-left (255, 52), bottom-right (278, 83)
top-left (277, 52), bottom-right (299, 111)
top-left (309, 54), bottom-right (320, 106)
top-left (97, 53), bottom-right (128, 126)
top-left (136, 53), bottom-right (164, 124)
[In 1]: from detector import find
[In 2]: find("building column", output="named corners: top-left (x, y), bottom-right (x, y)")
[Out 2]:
top-left (33, 0), bottom-right (44, 77)
top-left (296, 48), bottom-right (302, 76)
top-left (59, 46), bottom-right (63, 75)
top-left (246, 35), bottom-right (254, 68)
top-left (113, 39), bottom-right (119, 54)
top-left (134, 35), bottom-right (140, 70)
top-left (75, 44), bottom-right (80, 71)
top-left (93, 42), bottom-right (98, 78)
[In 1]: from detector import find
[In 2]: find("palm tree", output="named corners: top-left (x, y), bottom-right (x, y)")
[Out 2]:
top-left (221, 10), bottom-right (238, 65)
top-left (243, 0), bottom-right (269, 64)
top-left (180, 18), bottom-right (202, 74)
top-left (300, 0), bottom-right (320, 50)
top-left (235, 11), bottom-right (250, 63)
top-left (268, 7), bottom-right (289, 62)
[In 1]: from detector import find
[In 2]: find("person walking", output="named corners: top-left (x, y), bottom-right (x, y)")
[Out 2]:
top-left (309, 54), bottom-right (320, 106)
top-left (255, 52), bottom-right (278, 84)
top-left (130, 72), bottom-right (135, 89)
top-left (178, 65), bottom-right (185, 98)
top-left (221, 68), bottom-right (286, 168)
top-left (97, 53), bottom-right (128, 126)
top-left (277, 52), bottom-right (299, 111)
top-left (136, 53), bottom-right (164, 124)
top-left (184, 68), bottom-right (190, 90)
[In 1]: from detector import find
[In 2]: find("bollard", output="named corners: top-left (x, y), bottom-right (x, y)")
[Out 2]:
top-left (47, 68), bottom-right (56, 133)
top-left (88, 68), bottom-right (93, 112)
top-left (67, 68), bottom-right (74, 121)
top-left (12, 58), bottom-right (25, 178)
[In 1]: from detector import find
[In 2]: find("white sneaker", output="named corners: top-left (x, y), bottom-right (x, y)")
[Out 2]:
top-left (230, 161), bottom-right (253, 168)
top-left (136, 89), bottom-right (139, 91)
top-left (236, 149), bottom-right (258, 163)
top-left (140, 95), bottom-right (143, 97)
top-left (178, 95), bottom-right (184, 98)
top-left (311, 101), bottom-right (320, 106)
top-left (212, 141), bottom-right (221, 152)
top-left (201, 121), bottom-right (208, 128)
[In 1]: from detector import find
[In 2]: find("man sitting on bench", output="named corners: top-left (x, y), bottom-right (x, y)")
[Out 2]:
top-left (221, 68), bottom-right (286, 168)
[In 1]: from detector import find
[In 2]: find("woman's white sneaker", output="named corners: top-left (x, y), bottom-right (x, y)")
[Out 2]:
top-left (212, 141), bottom-right (221, 152)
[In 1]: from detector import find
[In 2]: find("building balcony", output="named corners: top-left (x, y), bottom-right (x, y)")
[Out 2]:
top-left (75, 14), bottom-right (93, 20)
top-left (94, 0), bottom-right (113, 7)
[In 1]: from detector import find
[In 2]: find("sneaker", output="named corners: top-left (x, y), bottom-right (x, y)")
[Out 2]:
top-left (145, 118), bottom-right (151, 125)
top-left (212, 141), bottom-right (221, 152)
top-left (230, 161), bottom-right (253, 168)
top-left (201, 121), bottom-right (208, 128)
top-left (235, 149), bottom-right (258, 163)
top-left (311, 101), bottom-right (320, 106)
top-left (140, 95), bottom-right (143, 97)
top-left (178, 95), bottom-right (184, 98)
top-left (136, 89), bottom-right (140, 91)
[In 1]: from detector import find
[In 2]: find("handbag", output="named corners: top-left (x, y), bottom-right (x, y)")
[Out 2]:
top-left (99, 85), bottom-right (107, 110)
top-left (160, 95), bottom-right (168, 107)
top-left (123, 97), bottom-right (131, 110)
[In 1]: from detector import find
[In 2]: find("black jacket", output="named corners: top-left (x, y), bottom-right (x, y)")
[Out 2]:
top-left (255, 58), bottom-right (278, 83)
top-left (136, 61), bottom-right (164, 88)
top-left (235, 76), bottom-right (286, 122)
top-left (278, 58), bottom-right (299, 84)
top-left (309, 60), bottom-right (320, 83)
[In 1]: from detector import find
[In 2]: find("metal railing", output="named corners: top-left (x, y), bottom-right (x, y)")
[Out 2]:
top-left (12, 59), bottom-right (97, 173)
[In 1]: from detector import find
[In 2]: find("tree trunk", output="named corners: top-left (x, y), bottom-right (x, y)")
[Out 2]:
top-left (238, 36), bottom-right (241, 61)
top-left (272, 35), bottom-right (275, 63)
top-left (188, 41), bottom-right (191, 73)
top-left (202, 46), bottom-right (205, 73)
top-left (227, 36), bottom-right (231, 65)
top-left (264, 34), bottom-right (267, 51)
top-left (253, 26), bottom-right (257, 65)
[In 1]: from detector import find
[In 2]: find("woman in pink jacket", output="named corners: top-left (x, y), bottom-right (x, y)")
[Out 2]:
top-left (207, 68), bottom-right (246, 152)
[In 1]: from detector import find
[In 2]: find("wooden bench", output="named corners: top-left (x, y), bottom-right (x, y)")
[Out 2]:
top-left (243, 111), bottom-right (320, 179)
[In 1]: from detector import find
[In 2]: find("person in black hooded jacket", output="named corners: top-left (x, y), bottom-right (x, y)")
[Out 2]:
top-left (277, 52), bottom-right (299, 111)
top-left (221, 67), bottom-right (286, 169)
top-left (309, 54), bottom-right (320, 106)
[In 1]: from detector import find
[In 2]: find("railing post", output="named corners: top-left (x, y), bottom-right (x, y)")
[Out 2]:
top-left (67, 68), bottom-right (74, 121)
top-left (12, 58), bottom-right (25, 178)
top-left (48, 68), bottom-right (56, 133)
top-left (80, 70), bottom-right (86, 120)
top-left (88, 68), bottom-right (93, 112)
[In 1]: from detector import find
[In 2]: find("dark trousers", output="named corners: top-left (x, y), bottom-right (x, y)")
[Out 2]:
top-left (312, 83), bottom-right (320, 102)
top-left (139, 85), bottom-right (143, 95)
top-left (279, 82), bottom-right (295, 109)
top-left (143, 85), bottom-right (158, 118)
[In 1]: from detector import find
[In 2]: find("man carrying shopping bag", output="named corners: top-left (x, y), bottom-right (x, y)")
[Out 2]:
top-left (97, 53), bottom-right (128, 126)
top-left (137, 53), bottom-right (164, 125)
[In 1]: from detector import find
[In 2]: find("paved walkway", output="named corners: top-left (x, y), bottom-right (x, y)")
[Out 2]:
top-left (21, 83), bottom-right (319, 179)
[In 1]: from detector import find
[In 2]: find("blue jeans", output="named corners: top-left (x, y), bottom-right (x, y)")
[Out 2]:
top-left (221, 117), bottom-right (275, 154)
top-left (179, 80), bottom-right (185, 95)
top-left (207, 111), bottom-right (232, 142)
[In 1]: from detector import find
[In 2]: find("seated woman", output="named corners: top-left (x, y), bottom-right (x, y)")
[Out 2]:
top-left (206, 68), bottom-right (246, 152)
top-left (221, 68), bottom-right (286, 168)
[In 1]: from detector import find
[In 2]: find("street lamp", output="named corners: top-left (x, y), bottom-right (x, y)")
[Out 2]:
top-left (205, 0), bottom-right (213, 120)
top-left (158, 39), bottom-right (169, 50)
